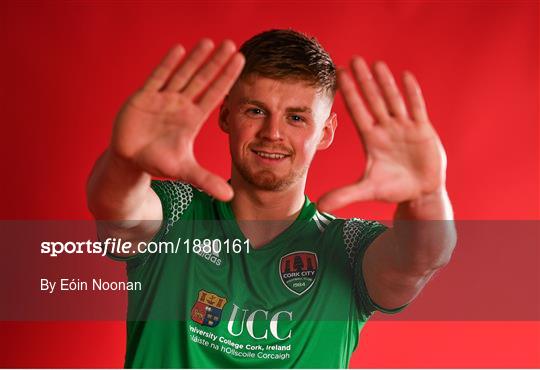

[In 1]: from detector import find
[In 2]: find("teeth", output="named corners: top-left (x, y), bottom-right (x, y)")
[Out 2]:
top-left (255, 151), bottom-right (286, 159)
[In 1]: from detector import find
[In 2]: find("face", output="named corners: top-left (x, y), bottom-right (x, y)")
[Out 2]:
top-left (219, 75), bottom-right (337, 192)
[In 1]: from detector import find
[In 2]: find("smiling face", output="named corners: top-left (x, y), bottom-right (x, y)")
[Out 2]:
top-left (219, 75), bottom-right (337, 192)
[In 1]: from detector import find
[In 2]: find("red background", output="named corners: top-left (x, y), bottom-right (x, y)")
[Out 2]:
top-left (1, 1), bottom-right (538, 367)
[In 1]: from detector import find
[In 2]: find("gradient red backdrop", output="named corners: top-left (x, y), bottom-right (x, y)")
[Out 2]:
top-left (1, 1), bottom-right (538, 368)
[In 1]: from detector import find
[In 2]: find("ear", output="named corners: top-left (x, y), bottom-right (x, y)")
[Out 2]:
top-left (317, 112), bottom-right (338, 150)
top-left (219, 96), bottom-right (230, 134)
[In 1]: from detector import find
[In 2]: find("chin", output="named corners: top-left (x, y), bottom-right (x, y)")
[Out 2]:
top-left (236, 164), bottom-right (295, 192)
top-left (247, 170), bottom-right (294, 191)
top-left (249, 171), bottom-right (294, 192)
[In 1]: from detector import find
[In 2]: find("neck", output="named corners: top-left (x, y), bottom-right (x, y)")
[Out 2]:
top-left (229, 169), bottom-right (307, 248)
top-left (230, 173), bottom-right (306, 221)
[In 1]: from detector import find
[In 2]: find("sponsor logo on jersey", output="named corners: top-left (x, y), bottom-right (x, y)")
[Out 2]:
top-left (191, 290), bottom-right (228, 327)
top-left (194, 245), bottom-right (222, 266)
top-left (279, 251), bottom-right (318, 295)
top-left (227, 304), bottom-right (293, 340)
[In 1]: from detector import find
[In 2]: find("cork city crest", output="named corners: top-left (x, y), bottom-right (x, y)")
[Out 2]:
top-left (191, 290), bottom-right (228, 327)
top-left (279, 251), bottom-right (318, 295)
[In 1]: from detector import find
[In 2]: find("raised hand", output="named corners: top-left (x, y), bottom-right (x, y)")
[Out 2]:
top-left (317, 57), bottom-right (447, 212)
top-left (111, 39), bottom-right (245, 201)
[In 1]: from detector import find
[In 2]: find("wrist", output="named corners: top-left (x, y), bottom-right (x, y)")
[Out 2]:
top-left (396, 187), bottom-right (452, 220)
top-left (407, 186), bottom-right (448, 207)
top-left (105, 147), bottom-right (147, 178)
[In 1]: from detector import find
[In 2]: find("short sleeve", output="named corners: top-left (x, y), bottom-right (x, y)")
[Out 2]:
top-left (150, 180), bottom-right (194, 237)
top-left (343, 218), bottom-right (408, 320)
top-left (105, 180), bottom-right (195, 270)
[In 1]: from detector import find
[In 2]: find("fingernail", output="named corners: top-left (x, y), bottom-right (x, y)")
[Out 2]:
top-left (222, 39), bottom-right (236, 51)
top-left (200, 38), bottom-right (214, 49)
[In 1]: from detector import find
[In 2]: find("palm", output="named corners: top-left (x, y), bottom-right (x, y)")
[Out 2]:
top-left (318, 58), bottom-right (446, 211)
top-left (360, 123), bottom-right (444, 203)
top-left (113, 91), bottom-right (205, 178)
top-left (110, 39), bottom-right (245, 200)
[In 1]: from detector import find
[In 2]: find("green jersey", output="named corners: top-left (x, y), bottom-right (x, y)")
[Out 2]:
top-left (115, 180), bottom-right (405, 368)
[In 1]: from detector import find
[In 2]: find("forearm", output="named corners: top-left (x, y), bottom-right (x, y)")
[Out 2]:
top-left (86, 148), bottom-right (158, 221)
top-left (391, 187), bottom-right (457, 275)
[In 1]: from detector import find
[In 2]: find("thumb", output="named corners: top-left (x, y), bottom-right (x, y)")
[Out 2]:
top-left (183, 162), bottom-right (234, 201)
top-left (317, 181), bottom-right (375, 213)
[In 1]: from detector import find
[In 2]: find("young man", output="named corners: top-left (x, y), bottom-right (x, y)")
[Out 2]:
top-left (87, 29), bottom-right (456, 368)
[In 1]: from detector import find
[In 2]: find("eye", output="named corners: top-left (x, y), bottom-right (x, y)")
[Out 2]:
top-left (246, 108), bottom-right (265, 116)
top-left (289, 115), bottom-right (305, 122)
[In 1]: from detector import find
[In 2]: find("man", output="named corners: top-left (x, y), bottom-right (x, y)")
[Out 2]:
top-left (87, 29), bottom-right (456, 368)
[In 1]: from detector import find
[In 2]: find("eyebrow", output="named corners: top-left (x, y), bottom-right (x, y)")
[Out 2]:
top-left (239, 99), bottom-right (312, 114)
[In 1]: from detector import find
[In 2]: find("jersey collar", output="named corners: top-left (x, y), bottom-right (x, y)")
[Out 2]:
top-left (214, 195), bottom-right (316, 251)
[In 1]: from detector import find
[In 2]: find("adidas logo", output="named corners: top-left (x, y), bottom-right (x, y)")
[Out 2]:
top-left (194, 247), bottom-right (222, 266)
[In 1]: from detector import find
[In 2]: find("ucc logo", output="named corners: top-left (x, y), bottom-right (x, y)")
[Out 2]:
top-left (226, 304), bottom-right (293, 340)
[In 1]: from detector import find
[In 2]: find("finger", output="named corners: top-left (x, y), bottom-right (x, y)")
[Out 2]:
top-left (337, 68), bottom-right (374, 132)
top-left (373, 62), bottom-right (408, 119)
top-left (403, 71), bottom-right (429, 123)
top-left (317, 181), bottom-right (375, 212)
top-left (143, 44), bottom-right (186, 92)
top-left (350, 57), bottom-right (389, 122)
top-left (163, 38), bottom-right (215, 92)
top-left (197, 53), bottom-right (245, 112)
top-left (182, 39), bottom-right (237, 99)
top-left (183, 162), bottom-right (234, 201)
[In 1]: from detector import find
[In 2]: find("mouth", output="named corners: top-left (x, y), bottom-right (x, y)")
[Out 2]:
top-left (251, 149), bottom-right (291, 161)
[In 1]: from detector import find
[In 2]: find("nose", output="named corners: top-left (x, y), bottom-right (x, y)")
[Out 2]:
top-left (257, 115), bottom-right (283, 141)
